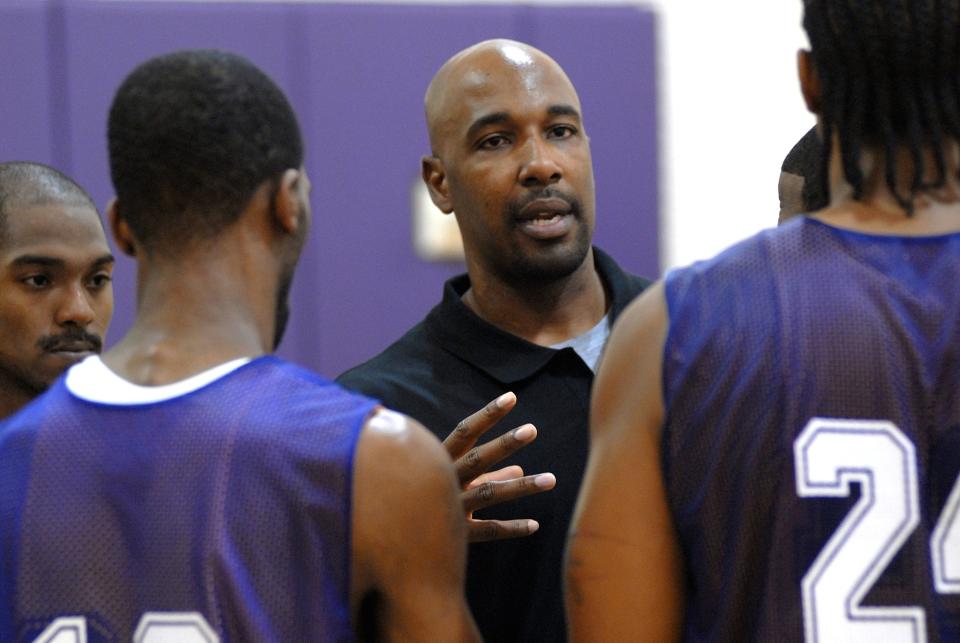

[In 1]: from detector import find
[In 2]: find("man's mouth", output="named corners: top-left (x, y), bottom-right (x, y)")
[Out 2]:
top-left (46, 343), bottom-right (98, 364)
top-left (525, 213), bottom-right (565, 226)
top-left (518, 197), bottom-right (572, 221)
top-left (47, 341), bottom-right (98, 354)
top-left (516, 197), bottom-right (575, 239)
top-left (40, 333), bottom-right (102, 360)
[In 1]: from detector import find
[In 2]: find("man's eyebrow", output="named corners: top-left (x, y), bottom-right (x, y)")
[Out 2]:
top-left (10, 253), bottom-right (115, 269)
top-left (10, 255), bottom-right (64, 269)
top-left (92, 254), bottom-right (116, 268)
top-left (466, 112), bottom-right (511, 140)
top-left (547, 104), bottom-right (582, 121)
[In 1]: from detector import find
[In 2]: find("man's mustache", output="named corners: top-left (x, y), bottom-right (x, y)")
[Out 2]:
top-left (511, 188), bottom-right (580, 217)
top-left (37, 328), bottom-right (103, 354)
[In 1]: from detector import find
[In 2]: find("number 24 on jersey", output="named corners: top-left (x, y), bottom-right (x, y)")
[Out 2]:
top-left (795, 418), bottom-right (960, 643)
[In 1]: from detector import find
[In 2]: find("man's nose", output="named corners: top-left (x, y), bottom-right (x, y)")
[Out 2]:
top-left (55, 284), bottom-right (96, 327)
top-left (518, 137), bottom-right (563, 188)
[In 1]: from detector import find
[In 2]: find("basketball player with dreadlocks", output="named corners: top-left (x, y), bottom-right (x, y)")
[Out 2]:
top-left (566, 0), bottom-right (960, 640)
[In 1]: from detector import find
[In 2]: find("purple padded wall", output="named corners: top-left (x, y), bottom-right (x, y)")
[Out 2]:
top-left (0, 1), bottom-right (59, 164)
top-left (0, 1), bottom-right (658, 378)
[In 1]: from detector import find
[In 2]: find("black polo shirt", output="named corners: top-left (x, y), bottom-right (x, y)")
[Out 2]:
top-left (337, 247), bottom-right (650, 643)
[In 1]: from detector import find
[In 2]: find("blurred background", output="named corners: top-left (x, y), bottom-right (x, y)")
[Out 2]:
top-left (0, 0), bottom-right (812, 378)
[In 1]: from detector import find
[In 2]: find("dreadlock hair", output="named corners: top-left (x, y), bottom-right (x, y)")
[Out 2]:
top-left (107, 49), bottom-right (303, 255)
top-left (802, 0), bottom-right (960, 214)
top-left (0, 161), bottom-right (98, 245)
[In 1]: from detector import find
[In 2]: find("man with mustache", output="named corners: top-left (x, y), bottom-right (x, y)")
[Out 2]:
top-left (0, 161), bottom-right (113, 420)
top-left (338, 39), bottom-right (650, 642)
top-left (0, 50), bottom-right (478, 642)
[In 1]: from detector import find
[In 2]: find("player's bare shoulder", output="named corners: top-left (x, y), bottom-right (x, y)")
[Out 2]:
top-left (610, 279), bottom-right (668, 348)
top-left (351, 406), bottom-right (463, 570)
top-left (351, 407), bottom-right (477, 641)
top-left (354, 407), bottom-right (461, 541)
top-left (592, 280), bottom-right (668, 438)
top-left (361, 407), bottom-right (456, 481)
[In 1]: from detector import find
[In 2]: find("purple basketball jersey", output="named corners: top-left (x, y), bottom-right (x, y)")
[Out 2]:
top-left (662, 218), bottom-right (960, 642)
top-left (0, 356), bottom-right (376, 642)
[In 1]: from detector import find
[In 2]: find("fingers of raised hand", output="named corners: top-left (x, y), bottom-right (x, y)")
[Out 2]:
top-left (455, 424), bottom-right (536, 486)
top-left (443, 392), bottom-right (517, 460)
top-left (468, 519), bottom-right (541, 543)
top-left (461, 472), bottom-right (556, 513)
top-left (467, 465), bottom-right (525, 487)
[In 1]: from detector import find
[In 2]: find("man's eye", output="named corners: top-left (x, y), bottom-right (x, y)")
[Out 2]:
top-left (23, 275), bottom-right (51, 289)
top-left (479, 134), bottom-right (510, 150)
top-left (89, 273), bottom-right (113, 289)
top-left (549, 125), bottom-right (576, 139)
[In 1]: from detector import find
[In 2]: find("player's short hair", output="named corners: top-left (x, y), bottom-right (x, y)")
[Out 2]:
top-left (0, 161), bottom-right (97, 245)
top-left (803, 0), bottom-right (960, 214)
top-left (781, 127), bottom-right (828, 212)
top-left (107, 49), bottom-right (303, 254)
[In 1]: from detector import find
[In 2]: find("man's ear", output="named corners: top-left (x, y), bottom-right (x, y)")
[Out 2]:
top-left (106, 198), bottom-right (136, 257)
top-left (421, 155), bottom-right (454, 214)
top-left (798, 49), bottom-right (822, 115)
top-left (271, 168), bottom-right (306, 235)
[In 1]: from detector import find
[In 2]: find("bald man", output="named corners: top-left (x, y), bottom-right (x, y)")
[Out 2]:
top-left (0, 162), bottom-right (113, 419)
top-left (338, 39), bottom-right (651, 642)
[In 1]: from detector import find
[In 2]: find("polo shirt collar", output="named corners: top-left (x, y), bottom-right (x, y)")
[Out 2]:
top-left (424, 247), bottom-right (634, 384)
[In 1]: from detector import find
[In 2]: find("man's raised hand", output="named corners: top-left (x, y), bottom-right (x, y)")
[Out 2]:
top-left (443, 392), bottom-right (557, 543)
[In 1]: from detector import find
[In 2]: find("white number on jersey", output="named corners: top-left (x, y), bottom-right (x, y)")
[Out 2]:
top-left (795, 417), bottom-right (960, 643)
top-left (32, 617), bottom-right (86, 643)
top-left (932, 458), bottom-right (960, 594)
top-left (31, 613), bottom-right (218, 643)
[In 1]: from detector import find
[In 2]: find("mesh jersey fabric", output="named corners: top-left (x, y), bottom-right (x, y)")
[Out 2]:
top-left (0, 356), bottom-right (376, 643)
top-left (662, 217), bottom-right (960, 642)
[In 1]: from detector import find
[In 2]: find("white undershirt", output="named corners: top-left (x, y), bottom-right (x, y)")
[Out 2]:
top-left (549, 313), bottom-right (611, 373)
top-left (66, 355), bottom-right (252, 405)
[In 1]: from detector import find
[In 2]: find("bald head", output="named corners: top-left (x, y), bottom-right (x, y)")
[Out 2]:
top-left (424, 39), bottom-right (581, 155)
top-left (419, 39), bottom-right (596, 288)
top-left (0, 162), bottom-right (98, 243)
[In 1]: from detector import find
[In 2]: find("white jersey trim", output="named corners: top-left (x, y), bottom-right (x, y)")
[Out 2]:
top-left (65, 355), bottom-right (252, 405)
